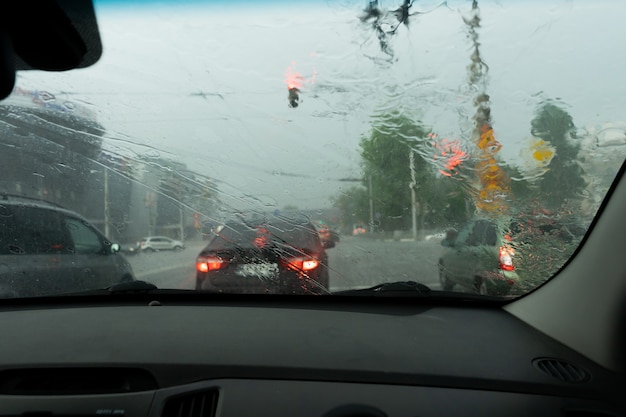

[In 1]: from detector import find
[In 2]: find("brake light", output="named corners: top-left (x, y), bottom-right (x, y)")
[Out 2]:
top-left (196, 256), bottom-right (228, 272)
top-left (282, 257), bottom-right (319, 272)
top-left (499, 246), bottom-right (515, 271)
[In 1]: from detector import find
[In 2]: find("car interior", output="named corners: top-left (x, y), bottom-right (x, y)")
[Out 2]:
top-left (0, 1), bottom-right (624, 416)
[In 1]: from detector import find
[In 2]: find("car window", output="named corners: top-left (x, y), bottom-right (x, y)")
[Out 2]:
top-left (0, 206), bottom-right (72, 255)
top-left (267, 223), bottom-right (319, 248)
top-left (214, 220), bottom-right (318, 249)
top-left (465, 220), bottom-right (497, 247)
top-left (65, 218), bottom-right (104, 254)
top-left (451, 222), bottom-right (473, 247)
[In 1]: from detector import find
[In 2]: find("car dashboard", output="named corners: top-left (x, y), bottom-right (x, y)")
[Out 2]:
top-left (0, 296), bottom-right (624, 417)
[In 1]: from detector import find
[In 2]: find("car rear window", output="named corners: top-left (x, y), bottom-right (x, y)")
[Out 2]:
top-left (466, 220), bottom-right (498, 246)
top-left (213, 220), bottom-right (319, 250)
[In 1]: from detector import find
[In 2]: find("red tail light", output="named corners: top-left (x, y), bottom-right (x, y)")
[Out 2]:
top-left (499, 246), bottom-right (515, 271)
top-left (282, 257), bottom-right (320, 272)
top-left (196, 256), bottom-right (228, 273)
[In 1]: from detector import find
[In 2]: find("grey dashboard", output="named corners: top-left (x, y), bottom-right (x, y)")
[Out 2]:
top-left (0, 296), bottom-right (623, 416)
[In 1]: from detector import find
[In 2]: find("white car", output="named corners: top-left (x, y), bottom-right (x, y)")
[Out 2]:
top-left (138, 236), bottom-right (185, 252)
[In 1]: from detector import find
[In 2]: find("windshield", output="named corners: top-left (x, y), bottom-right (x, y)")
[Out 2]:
top-left (1, 0), bottom-right (625, 298)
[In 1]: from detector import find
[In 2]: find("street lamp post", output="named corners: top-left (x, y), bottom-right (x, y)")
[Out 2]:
top-left (409, 151), bottom-right (417, 241)
top-left (104, 166), bottom-right (110, 238)
top-left (369, 175), bottom-right (374, 233)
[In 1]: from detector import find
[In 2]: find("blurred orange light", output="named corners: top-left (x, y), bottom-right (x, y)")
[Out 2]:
top-left (302, 260), bottom-right (319, 270)
top-left (432, 137), bottom-right (467, 176)
top-left (284, 62), bottom-right (316, 90)
top-left (196, 257), bottom-right (226, 272)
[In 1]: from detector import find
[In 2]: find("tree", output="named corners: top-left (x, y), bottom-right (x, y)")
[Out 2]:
top-left (359, 112), bottom-right (470, 232)
top-left (330, 112), bottom-right (471, 234)
top-left (530, 101), bottom-right (586, 210)
top-left (359, 112), bottom-right (430, 231)
top-left (330, 185), bottom-right (369, 232)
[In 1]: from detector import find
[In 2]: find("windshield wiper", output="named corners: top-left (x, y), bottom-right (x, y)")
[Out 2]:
top-left (108, 280), bottom-right (158, 293)
top-left (334, 280), bottom-right (431, 296)
top-left (57, 280), bottom-right (193, 297)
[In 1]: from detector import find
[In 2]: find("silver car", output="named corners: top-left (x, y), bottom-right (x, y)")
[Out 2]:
top-left (438, 219), bottom-right (519, 296)
top-left (0, 196), bottom-right (135, 298)
top-left (138, 236), bottom-right (185, 252)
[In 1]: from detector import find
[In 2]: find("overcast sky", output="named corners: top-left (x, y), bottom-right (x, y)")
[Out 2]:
top-left (14, 0), bottom-right (626, 212)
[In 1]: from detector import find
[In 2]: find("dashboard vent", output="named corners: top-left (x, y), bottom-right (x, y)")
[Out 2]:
top-left (162, 390), bottom-right (218, 417)
top-left (533, 358), bottom-right (590, 383)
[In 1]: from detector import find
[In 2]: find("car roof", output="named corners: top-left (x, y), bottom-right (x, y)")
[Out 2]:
top-left (206, 217), bottom-right (320, 249)
top-left (0, 193), bottom-right (91, 221)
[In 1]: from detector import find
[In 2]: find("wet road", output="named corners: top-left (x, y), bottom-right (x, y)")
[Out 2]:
top-left (128, 236), bottom-right (445, 292)
top-left (326, 236), bottom-right (443, 291)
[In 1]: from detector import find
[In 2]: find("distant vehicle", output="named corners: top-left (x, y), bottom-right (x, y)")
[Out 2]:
top-left (0, 195), bottom-right (134, 298)
top-left (438, 218), bottom-right (519, 296)
top-left (353, 224), bottom-right (366, 235)
top-left (138, 236), bottom-right (185, 252)
top-left (196, 215), bottom-right (330, 294)
top-left (316, 224), bottom-right (339, 248)
top-left (425, 232), bottom-right (446, 241)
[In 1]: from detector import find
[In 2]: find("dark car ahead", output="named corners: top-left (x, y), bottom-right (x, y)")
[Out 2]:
top-left (196, 216), bottom-right (331, 295)
top-left (0, 195), bottom-right (135, 298)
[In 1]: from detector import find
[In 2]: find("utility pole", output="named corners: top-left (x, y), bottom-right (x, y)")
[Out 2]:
top-left (368, 175), bottom-right (374, 233)
top-left (179, 203), bottom-right (185, 241)
top-left (104, 167), bottom-right (110, 238)
top-left (409, 151), bottom-right (417, 241)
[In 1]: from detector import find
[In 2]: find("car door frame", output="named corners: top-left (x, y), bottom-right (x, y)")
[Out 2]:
top-left (64, 215), bottom-right (122, 290)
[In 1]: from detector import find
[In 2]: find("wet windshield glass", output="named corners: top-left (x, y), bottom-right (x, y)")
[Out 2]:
top-left (0, 0), bottom-right (624, 298)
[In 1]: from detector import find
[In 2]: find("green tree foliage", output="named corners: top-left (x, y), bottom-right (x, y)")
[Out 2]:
top-left (530, 101), bottom-right (586, 210)
top-left (330, 186), bottom-right (369, 232)
top-left (330, 112), bottom-right (472, 233)
top-left (359, 112), bottom-right (470, 231)
top-left (425, 179), bottom-right (472, 230)
top-left (360, 114), bottom-right (422, 231)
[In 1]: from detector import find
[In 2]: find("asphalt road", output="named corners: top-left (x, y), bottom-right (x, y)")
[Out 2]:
top-left (128, 240), bottom-right (206, 290)
top-left (127, 236), bottom-right (445, 292)
top-left (327, 236), bottom-right (443, 291)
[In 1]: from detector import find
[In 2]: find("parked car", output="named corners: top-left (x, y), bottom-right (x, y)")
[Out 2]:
top-left (316, 224), bottom-right (339, 248)
top-left (196, 215), bottom-right (330, 294)
top-left (352, 224), bottom-right (367, 235)
top-left (137, 236), bottom-right (185, 252)
top-left (0, 195), bottom-right (134, 298)
top-left (438, 218), bottom-right (519, 296)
